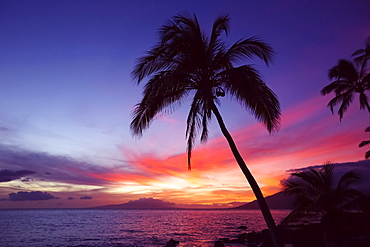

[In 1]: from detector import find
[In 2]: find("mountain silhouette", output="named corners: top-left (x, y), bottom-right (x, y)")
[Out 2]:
top-left (93, 197), bottom-right (176, 209)
top-left (232, 192), bottom-right (294, 210)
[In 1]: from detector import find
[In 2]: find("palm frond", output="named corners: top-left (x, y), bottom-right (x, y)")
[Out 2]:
top-left (132, 46), bottom-right (178, 83)
top-left (337, 170), bottom-right (361, 191)
top-left (360, 126), bottom-right (370, 159)
top-left (320, 80), bottom-right (352, 95)
top-left (328, 59), bottom-right (358, 82)
top-left (186, 92), bottom-right (204, 170)
top-left (224, 36), bottom-right (275, 66)
top-left (363, 72), bottom-right (370, 85)
top-left (337, 91), bottom-right (354, 120)
top-left (366, 150), bottom-right (370, 159)
top-left (209, 14), bottom-right (230, 49)
top-left (220, 65), bottom-right (280, 132)
top-left (359, 140), bottom-right (370, 147)
top-left (200, 105), bottom-right (212, 143)
top-left (130, 71), bottom-right (188, 136)
top-left (325, 90), bottom-right (354, 120)
top-left (323, 164), bottom-right (335, 186)
top-left (282, 172), bottom-right (319, 209)
top-left (359, 92), bottom-right (370, 112)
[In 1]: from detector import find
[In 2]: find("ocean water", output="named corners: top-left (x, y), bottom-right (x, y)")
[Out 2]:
top-left (0, 209), bottom-right (290, 247)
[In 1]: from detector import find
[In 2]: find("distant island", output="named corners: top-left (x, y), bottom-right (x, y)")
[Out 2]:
top-left (92, 193), bottom-right (294, 210)
top-left (92, 197), bottom-right (177, 210)
top-left (232, 192), bottom-right (294, 210)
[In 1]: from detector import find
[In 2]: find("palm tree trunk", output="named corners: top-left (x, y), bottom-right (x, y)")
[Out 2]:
top-left (211, 104), bottom-right (282, 247)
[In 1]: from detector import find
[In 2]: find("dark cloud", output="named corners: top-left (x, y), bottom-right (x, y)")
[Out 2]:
top-left (7, 191), bottom-right (58, 201)
top-left (80, 196), bottom-right (93, 200)
top-left (0, 169), bottom-right (36, 182)
top-left (67, 197), bottom-right (74, 200)
top-left (0, 144), bottom-right (124, 187)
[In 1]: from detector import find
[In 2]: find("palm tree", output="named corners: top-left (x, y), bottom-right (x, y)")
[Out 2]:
top-left (321, 37), bottom-right (370, 120)
top-left (282, 164), bottom-right (363, 224)
top-left (130, 14), bottom-right (282, 247)
top-left (359, 126), bottom-right (370, 159)
top-left (282, 164), bottom-right (365, 245)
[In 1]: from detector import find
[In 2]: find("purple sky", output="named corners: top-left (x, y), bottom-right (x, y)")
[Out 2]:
top-left (0, 0), bottom-right (369, 208)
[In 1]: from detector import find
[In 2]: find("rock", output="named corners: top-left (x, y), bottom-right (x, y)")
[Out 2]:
top-left (237, 225), bottom-right (247, 229)
top-left (165, 238), bottom-right (179, 247)
top-left (214, 240), bottom-right (225, 247)
top-left (217, 238), bottom-right (230, 243)
top-left (246, 231), bottom-right (264, 243)
top-left (237, 233), bottom-right (248, 243)
top-left (279, 224), bottom-right (325, 247)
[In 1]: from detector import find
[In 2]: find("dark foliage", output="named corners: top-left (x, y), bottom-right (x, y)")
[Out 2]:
top-left (130, 13), bottom-right (280, 169)
top-left (321, 37), bottom-right (370, 120)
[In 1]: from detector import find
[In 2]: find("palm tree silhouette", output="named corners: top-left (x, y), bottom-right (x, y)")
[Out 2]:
top-left (282, 164), bottom-right (363, 224)
top-left (321, 37), bottom-right (370, 120)
top-left (359, 126), bottom-right (370, 159)
top-left (282, 164), bottom-right (367, 245)
top-left (130, 14), bottom-right (282, 247)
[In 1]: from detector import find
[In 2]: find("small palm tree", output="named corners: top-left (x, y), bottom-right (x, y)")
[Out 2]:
top-left (359, 126), bottom-right (370, 159)
top-left (321, 59), bottom-right (370, 120)
top-left (282, 164), bottom-right (363, 224)
top-left (321, 37), bottom-right (370, 120)
top-left (131, 14), bottom-right (282, 247)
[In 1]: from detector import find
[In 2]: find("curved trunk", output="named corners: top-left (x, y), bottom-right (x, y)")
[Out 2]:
top-left (211, 104), bottom-right (282, 247)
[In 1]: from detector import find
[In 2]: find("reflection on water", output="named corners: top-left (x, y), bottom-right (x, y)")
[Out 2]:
top-left (0, 209), bottom-right (290, 247)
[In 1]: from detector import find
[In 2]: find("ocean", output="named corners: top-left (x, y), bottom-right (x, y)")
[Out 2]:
top-left (0, 209), bottom-right (290, 247)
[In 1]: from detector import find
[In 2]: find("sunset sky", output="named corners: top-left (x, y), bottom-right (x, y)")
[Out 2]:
top-left (0, 0), bottom-right (369, 209)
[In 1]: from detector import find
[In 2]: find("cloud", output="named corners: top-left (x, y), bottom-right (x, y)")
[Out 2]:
top-left (0, 169), bottom-right (36, 182)
top-left (80, 196), bottom-right (93, 200)
top-left (67, 197), bottom-right (74, 200)
top-left (0, 144), bottom-right (125, 187)
top-left (6, 191), bottom-right (58, 201)
top-left (20, 177), bottom-right (34, 182)
top-left (127, 197), bottom-right (175, 207)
